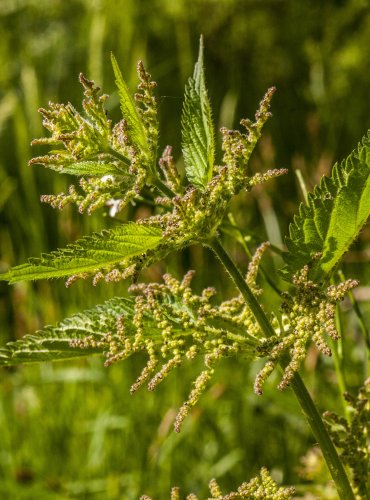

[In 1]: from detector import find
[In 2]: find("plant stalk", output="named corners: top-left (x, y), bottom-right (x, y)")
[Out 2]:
top-left (208, 237), bottom-right (355, 500)
top-left (153, 178), bottom-right (176, 199)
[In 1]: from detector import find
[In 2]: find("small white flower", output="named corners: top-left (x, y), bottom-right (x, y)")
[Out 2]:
top-left (101, 175), bottom-right (115, 183)
top-left (106, 198), bottom-right (122, 217)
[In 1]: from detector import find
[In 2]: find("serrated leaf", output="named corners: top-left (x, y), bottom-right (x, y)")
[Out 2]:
top-left (1, 223), bottom-right (162, 283)
top-left (282, 132), bottom-right (370, 281)
top-left (0, 288), bottom-right (256, 366)
top-left (181, 36), bottom-right (214, 189)
top-left (0, 297), bottom-right (135, 365)
top-left (111, 53), bottom-right (147, 151)
top-left (47, 160), bottom-right (127, 176)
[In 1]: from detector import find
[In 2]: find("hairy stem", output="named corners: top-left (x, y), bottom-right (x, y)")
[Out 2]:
top-left (153, 178), bottom-right (176, 199)
top-left (106, 146), bottom-right (131, 166)
top-left (225, 213), bottom-right (282, 296)
top-left (208, 237), bottom-right (355, 500)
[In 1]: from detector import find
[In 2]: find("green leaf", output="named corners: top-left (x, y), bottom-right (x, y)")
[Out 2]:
top-left (0, 285), bottom-right (256, 366)
top-left (282, 132), bottom-right (370, 281)
top-left (46, 160), bottom-right (127, 176)
top-left (181, 35), bottom-right (214, 189)
top-left (1, 223), bottom-right (162, 283)
top-left (111, 53), bottom-right (147, 151)
top-left (0, 298), bottom-right (135, 365)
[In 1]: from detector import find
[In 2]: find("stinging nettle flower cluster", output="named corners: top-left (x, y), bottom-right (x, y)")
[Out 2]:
top-left (140, 467), bottom-right (295, 499)
top-left (2, 36), bottom-right (370, 499)
top-left (30, 57), bottom-right (159, 216)
top-left (1, 38), bottom-right (365, 422)
top-left (70, 246), bottom-right (268, 432)
top-left (323, 378), bottom-right (370, 498)
top-left (2, 37), bottom-right (367, 417)
top-left (254, 262), bottom-right (359, 395)
top-left (21, 40), bottom-right (286, 290)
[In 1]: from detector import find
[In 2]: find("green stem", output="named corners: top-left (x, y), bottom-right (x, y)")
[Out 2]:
top-left (208, 237), bottom-right (355, 500)
top-left (225, 213), bottom-right (282, 296)
top-left (107, 148), bottom-right (177, 201)
top-left (288, 373), bottom-right (356, 498)
top-left (208, 238), bottom-right (276, 339)
top-left (153, 178), bottom-right (176, 199)
top-left (295, 168), bottom-right (309, 205)
top-left (152, 168), bottom-right (354, 498)
top-left (106, 147), bottom-right (131, 166)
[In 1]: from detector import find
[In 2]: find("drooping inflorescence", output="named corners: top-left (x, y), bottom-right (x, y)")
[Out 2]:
top-left (140, 468), bottom-right (295, 499)
top-left (144, 87), bottom-right (286, 244)
top-left (323, 378), bottom-right (370, 499)
top-left (71, 251), bottom-right (272, 431)
top-left (61, 88), bottom-right (285, 289)
top-left (68, 237), bottom-right (341, 430)
top-left (30, 61), bottom-right (159, 215)
top-left (25, 64), bottom-right (286, 290)
top-left (254, 263), bottom-right (358, 395)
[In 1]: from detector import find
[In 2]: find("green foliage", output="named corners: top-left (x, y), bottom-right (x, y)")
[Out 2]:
top-left (2, 4), bottom-right (370, 499)
top-left (255, 265), bottom-right (359, 395)
top-left (45, 160), bottom-right (123, 177)
top-left (111, 53), bottom-right (148, 153)
top-left (323, 379), bottom-right (370, 499)
top-left (1, 48), bottom-right (282, 287)
top-left (0, 297), bottom-right (137, 365)
top-left (29, 73), bottom-right (128, 173)
top-left (0, 269), bottom-right (262, 434)
top-left (1, 223), bottom-right (162, 284)
top-left (1, 35), bottom-right (369, 500)
top-left (182, 35), bottom-right (214, 188)
top-left (29, 58), bottom-right (159, 215)
top-left (283, 133), bottom-right (370, 282)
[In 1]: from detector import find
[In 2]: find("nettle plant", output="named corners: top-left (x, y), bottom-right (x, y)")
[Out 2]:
top-left (1, 38), bottom-right (370, 498)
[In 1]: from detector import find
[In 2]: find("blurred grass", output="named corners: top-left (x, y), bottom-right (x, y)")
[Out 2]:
top-left (0, 0), bottom-right (370, 497)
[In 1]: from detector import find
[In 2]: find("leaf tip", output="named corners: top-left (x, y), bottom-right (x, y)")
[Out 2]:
top-left (110, 52), bottom-right (121, 79)
top-left (198, 34), bottom-right (204, 54)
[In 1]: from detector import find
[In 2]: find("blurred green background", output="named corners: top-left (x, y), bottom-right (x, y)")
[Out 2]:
top-left (0, 0), bottom-right (370, 498)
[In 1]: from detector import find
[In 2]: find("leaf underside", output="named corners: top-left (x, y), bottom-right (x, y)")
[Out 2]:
top-left (181, 36), bottom-right (214, 189)
top-left (0, 298), bottom-right (135, 365)
top-left (283, 132), bottom-right (370, 282)
top-left (1, 223), bottom-right (162, 283)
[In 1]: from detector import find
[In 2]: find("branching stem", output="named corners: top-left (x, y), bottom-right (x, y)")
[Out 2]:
top-left (153, 178), bottom-right (176, 199)
top-left (151, 177), bottom-right (355, 499)
top-left (106, 146), bottom-right (131, 166)
top-left (208, 237), bottom-right (355, 500)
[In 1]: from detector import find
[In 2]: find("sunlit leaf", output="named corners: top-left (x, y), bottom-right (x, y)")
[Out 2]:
top-left (282, 132), bottom-right (370, 282)
top-left (181, 36), bottom-right (214, 189)
top-left (111, 53), bottom-right (147, 151)
top-left (1, 223), bottom-right (162, 283)
top-left (0, 298), bottom-right (135, 365)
